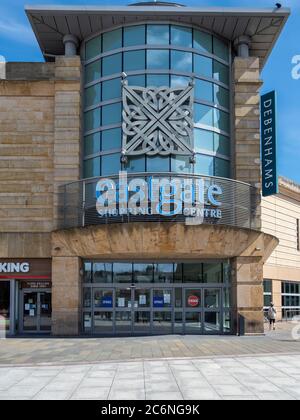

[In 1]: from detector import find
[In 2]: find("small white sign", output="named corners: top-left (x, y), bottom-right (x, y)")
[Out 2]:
top-left (29, 309), bottom-right (35, 317)
top-left (139, 295), bottom-right (146, 305)
top-left (164, 293), bottom-right (171, 304)
top-left (118, 297), bottom-right (125, 308)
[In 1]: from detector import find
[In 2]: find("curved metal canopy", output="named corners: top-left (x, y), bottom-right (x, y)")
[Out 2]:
top-left (25, 4), bottom-right (290, 67)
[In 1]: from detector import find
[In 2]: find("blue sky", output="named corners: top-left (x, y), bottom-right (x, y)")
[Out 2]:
top-left (0, 0), bottom-right (299, 182)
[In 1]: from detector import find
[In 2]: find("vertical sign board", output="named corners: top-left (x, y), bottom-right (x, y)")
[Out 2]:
top-left (261, 91), bottom-right (278, 196)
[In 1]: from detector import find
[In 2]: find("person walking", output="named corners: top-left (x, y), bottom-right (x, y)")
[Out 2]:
top-left (268, 302), bottom-right (277, 331)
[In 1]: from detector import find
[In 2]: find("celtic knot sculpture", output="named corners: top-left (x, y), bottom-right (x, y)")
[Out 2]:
top-left (122, 81), bottom-right (194, 157)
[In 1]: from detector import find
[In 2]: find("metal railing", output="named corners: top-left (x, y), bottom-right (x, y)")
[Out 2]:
top-left (57, 172), bottom-right (258, 230)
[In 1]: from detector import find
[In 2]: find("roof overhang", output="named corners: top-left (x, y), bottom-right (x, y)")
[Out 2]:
top-left (25, 4), bottom-right (290, 66)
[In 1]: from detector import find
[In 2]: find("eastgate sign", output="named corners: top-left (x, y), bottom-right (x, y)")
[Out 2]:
top-left (95, 172), bottom-right (222, 219)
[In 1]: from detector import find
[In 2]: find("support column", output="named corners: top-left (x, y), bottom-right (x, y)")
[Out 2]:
top-left (272, 279), bottom-right (282, 321)
top-left (52, 256), bottom-right (81, 336)
top-left (232, 256), bottom-right (264, 335)
top-left (233, 56), bottom-right (262, 230)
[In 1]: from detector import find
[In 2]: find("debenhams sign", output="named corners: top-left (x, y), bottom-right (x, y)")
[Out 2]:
top-left (95, 172), bottom-right (222, 219)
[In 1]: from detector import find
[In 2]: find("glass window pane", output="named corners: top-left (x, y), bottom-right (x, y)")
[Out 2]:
top-left (102, 128), bottom-right (121, 151)
top-left (213, 37), bottom-right (229, 62)
top-left (223, 262), bottom-right (231, 283)
top-left (127, 75), bottom-right (146, 86)
top-left (214, 109), bottom-right (229, 133)
top-left (94, 312), bottom-right (113, 334)
top-left (147, 49), bottom-right (169, 70)
top-left (124, 25), bottom-right (145, 46)
top-left (213, 61), bottom-right (229, 84)
top-left (147, 24), bottom-right (169, 45)
top-left (147, 156), bottom-right (170, 172)
top-left (194, 55), bottom-right (212, 78)
top-left (175, 288), bottom-right (183, 308)
top-left (147, 74), bottom-right (169, 87)
top-left (101, 153), bottom-right (120, 176)
top-left (84, 261), bottom-right (92, 282)
top-left (214, 85), bottom-right (229, 108)
top-left (85, 181), bottom-right (97, 202)
top-left (154, 264), bottom-right (173, 283)
top-left (84, 108), bottom-right (101, 131)
top-left (264, 294), bottom-right (272, 307)
top-left (102, 28), bottom-right (122, 52)
top-left (195, 79), bottom-right (213, 102)
top-left (85, 60), bottom-right (101, 84)
top-left (183, 263), bottom-right (203, 283)
top-left (223, 288), bottom-right (231, 308)
top-left (124, 50), bottom-right (145, 72)
top-left (170, 75), bottom-right (189, 88)
top-left (85, 84), bottom-right (101, 107)
top-left (83, 287), bottom-right (91, 308)
top-left (204, 289), bottom-right (220, 308)
top-left (204, 312), bottom-right (220, 333)
top-left (171, 25), bottom-right (192, 47)
top-left (171, 50), bottom-right (192, 73)
top-left (215, 158), bottom-right (230, 178)
top-left (102, 102), bottom-right (122, 126)
top-left (94, 289), bottom-right (113, 308)
top-left (174, 263), bottom-right (183, 283)
top-left (85, 36), bottom-right (101, 60)
top-left (174, 312), bottom-right (183, 332)
top-left (194, 104), bottom-right (213, 127)
top-left (102, 53), bottom-right (122, 76)
top-left (195, 154), bottom-right (214, 176)
top-left (214, 134), bottom-right (230, 156)
top-left (133, 263), bottom-right (153, 283)
top-left (102, 78), bottom-right (121, 101)
top-left (194, 128), bottom-right (214, 153)
top-left (203, 263), bottom-right (222, 283)
top-left (84, 133), bottom-right (101, 156)
top-left (83, 312), bottom-right (92, 333)
top-left (113, 263), bottom-right (132, 282)
top-left (135, 289), bottom-right (150, 308)
top-left (84, 157), bottom-right (100, 178)
top-left (171, 155), bottom-right (192, 173)
top-left (153, 289), bottom-right (172, 308)
top-left (193, 30), bottom-right (212, 53)
top-left (124, 156), bottom-right (145, 173)
top-left (93, 263), bottom-right (113, 283)
top-left (185, 312), bottom-right (202, 334)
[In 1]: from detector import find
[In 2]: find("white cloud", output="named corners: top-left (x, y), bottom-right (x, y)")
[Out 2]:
top-left (0, 19), bottom-right (36, 45)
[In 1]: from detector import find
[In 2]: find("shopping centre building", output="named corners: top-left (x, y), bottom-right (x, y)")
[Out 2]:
top-left (0, 2), bottom-right (299, 337)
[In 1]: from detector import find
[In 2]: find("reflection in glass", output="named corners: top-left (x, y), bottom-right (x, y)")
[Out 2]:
top-left (174, 312), bottom-right (183, 333)
top-left (185, 312), bottom-right (202, 334)
top-left (175, 288), bottom-right (182, 308)
top-left (153, 311), bottom-right (172, 334)
top-left (223, 287), bottom-right (230, 308)
top-left (223, 311), bottom-right (231, 333)
top-left (215, 157), bottom-right (230, 178)
top-left (204, 289), bottom-right (220, 308)
top-left (86, 35), bottom-right (101, 60)
top-left (147, 74), bottom-right (169, 87)
top-left (124, 50), bottom-right (145, 72)
top-left (83, 312), bottom-right (92, 333)
top-left (93, 263), bottom-right (113, 283)
top-left (94, 312), bottom-right (113, 334)
top-left (214, 85), bottom-right (229, 109)
top-left (174, 264), bottom-right (183, 283)
top-left (194, 154), bottom-right (214, 176)
top-left (102, 78), bottom-right (121, 101)
top-left (133, 264), bottom-right (153, 283)
top-left (170, 75), bottom-right (189, 88)
top-left (134, 311), bottom-right (150, 333)
top-left (213, 60), bottom-right (229, 84)
top-left (171, 155), bottom-right (192, 173)
top-left (113, 263), bottom-right (133, 283)
top-left (124, 156), bottom-right (146, 173)
top-left (84, 157), bottom-right (100, 178)
top-left (194, 103), bottom-right (213, 127)
top-left (147, 156), bottom-right (170, 172)
top-left (147, 25), bottom-right (169, 45)
top-left (171, 51), bottom-right (193, 72)
top-left (203, 263), bottom-right (222, 283)
top-left (85, 60), bottom-right (101, 84)
top-left (147, 49), bottom-right (169, 70)
top-left (124, 25), bottom-right (145, 46)
top-left (85, 84), bottom-right (101, 107)
top-left (102, 28), bottom-right (122, 52)
top-left (115, 311), bottom-right (132, 334)
top-left (213, 37), bottom-right (229, 62)
top-left (101, 153), bottom-right (120, 176)
top-left (204, 312), bottom-right (220, 333)
top-left (94, 289), bottom-right (113, 308)
top-left (127, 75), bottom-right (146, 86)
top-left (154, 264), bottom-right (173, 283)
top-left (193, 30), bottom-right (212, 53)
top-left (83, 261), bottom-right (92, 282)
top-left (171, 25), bottom-right (192, 47)
top-left (102, 128), bottom-right (121, 151)
top-left (214, 109), bottom-right (229, 133)
top-left (194, 55), bottom-right (212, 78)
top-left (84, 108), bottom-right (101, 131)
top-left (195, 79), bottom-right (213, 102)
top-left (183, 263), bottom-right (203, 283)
top-left (214, 134), bottom-right (230, 157)
top-left (116, 288), bottom-right (131, 308)
top-left (102, 53), bottom-right (122, 76)
top-left (102, 103), bottom-right (122, 126)
top-left (83, 288), bottom-right (91, 308)
top-left (194, 129), bottom-right (214, 153)
top-left (84, 133), bottom-right (101, 156)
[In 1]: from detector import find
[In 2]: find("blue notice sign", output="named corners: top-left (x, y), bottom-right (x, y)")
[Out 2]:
top-left (102, 296), bottom-right (113, 307)
top-left (260, 91), bottom-right (278, 197)
top-left (153, 297), bottom-right (164, 308)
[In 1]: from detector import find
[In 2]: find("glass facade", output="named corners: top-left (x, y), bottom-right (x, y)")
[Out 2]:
top-left (82, 261), bottom-right (232, 335)
top-left (282, 281), bottom-right (300, 319)
top-left (83, 24), bottom-right (230, 178)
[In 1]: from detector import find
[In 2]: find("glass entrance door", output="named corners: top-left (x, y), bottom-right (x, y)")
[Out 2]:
top-left (21, 290), bottom-right (52, 333)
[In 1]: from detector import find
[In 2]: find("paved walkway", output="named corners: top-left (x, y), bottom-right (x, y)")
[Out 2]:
top-left (0, 354), bottom-right (300, 400)
top-left (0, 322), bottom-right (299, 366)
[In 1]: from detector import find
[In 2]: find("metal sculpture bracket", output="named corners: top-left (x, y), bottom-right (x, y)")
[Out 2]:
top-left (122, 80), bottom-right (194, 159)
